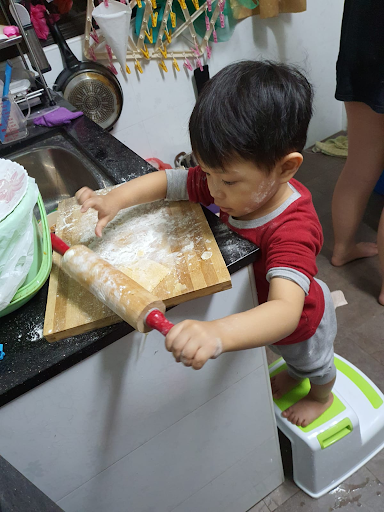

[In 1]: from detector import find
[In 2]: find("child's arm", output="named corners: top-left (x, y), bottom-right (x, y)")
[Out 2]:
top-left (165, 278), bottom-right (305, 370)
top-left (76, 171), bottom-right (168, 237)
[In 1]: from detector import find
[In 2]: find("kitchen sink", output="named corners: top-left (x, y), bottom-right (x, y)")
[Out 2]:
top-left (9, 145), bottom-right (113, 213)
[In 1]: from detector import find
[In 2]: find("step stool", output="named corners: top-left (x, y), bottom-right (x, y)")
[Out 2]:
top-left (269, 354), bottom-right (384, 498)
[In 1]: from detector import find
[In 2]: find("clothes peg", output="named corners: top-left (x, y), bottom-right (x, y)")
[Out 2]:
top-left (206, 45), bottom-right (212, 59)
top-left (137, 0), bottom-right (142, 6)
top-left (104, 0), bottom-right (109, 6)
top-left (160, 44), bottom-right (167, 58)
top-left (170, 11), bottom-right (176, 28)
top-left (108, 62), bottom-right (118, 75)
top-left (207, 0), bottom-right (212, 11)
top-left (89, 46), bottom-right (97, 62)
top-left (140, 44), bottom-right (150, 59)
top-left (196, 58), bottom-right (203, 72)
top-left (213, 27), bottom-right (218, 43)
top-left (106, 44), bottom-right (113, 62)
top-left (192, 0), bottom-right (199, 9)
top-left (173, 57), bottom-right (180, 71)
top-left (219, 12), bottom-right (225, 28)
top-left (90, 28), bottom-right (99, 44)
top-left (178, 0), bottom-right (187, 9)
top-left (184, 57), bottom-right (193, 71)
top-left (151, 0), bottom-right (157, 8)
top-left (135, 59), bottom-right (143, 73)
top-left (159, 60), bottom-right (168, 72)
top-left (126, 64), bottom-right (131, 74)
top-left (191, 46), bottom-right (200, 57)
top-left (164, 28), bottom-right (172, 43)
top-left (205, 12), bottom-right (210, 31)
top-left (145, 28), bottom-right (153, 43)
top-left (151, 12), bottom-right (158, 27)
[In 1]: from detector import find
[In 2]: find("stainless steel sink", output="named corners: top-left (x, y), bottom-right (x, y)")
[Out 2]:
top-left (9, 146), bottom-right (112, 213)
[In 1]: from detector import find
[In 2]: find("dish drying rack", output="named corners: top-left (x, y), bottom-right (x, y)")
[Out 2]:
top-left (0, 0), bottom-right (54, 106)
top-left (84, 0), bottom-right (225, 73)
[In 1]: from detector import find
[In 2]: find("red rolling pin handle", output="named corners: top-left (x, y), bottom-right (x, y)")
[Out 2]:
top-left (51, 233), bottom-right (70, 256)
top-left (145, 309), bottom-right (174, 336)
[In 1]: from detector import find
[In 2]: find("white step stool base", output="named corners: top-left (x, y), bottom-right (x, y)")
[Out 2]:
top-left (269, 354), bottom-right (384, 498)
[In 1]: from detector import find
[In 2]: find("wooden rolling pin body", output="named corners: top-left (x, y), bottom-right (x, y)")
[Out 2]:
top-left (62, 245), bottom-right (166, 333)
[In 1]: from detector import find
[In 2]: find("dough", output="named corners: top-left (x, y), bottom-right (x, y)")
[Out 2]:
top-left (119, 259), bottom-right (170, 292)
top-left (201, 251), bottom-right (212, 260)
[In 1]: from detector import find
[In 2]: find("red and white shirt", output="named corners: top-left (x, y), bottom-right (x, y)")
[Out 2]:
top-left (166, 166), bottom-right (326, 346)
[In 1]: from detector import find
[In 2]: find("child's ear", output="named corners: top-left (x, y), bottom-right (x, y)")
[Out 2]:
top-left (278, 152), bottom-right (303, 183)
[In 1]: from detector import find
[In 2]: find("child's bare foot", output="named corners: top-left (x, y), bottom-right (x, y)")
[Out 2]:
top-left (378, 288), bottom-right (384, 306)
top-left (282, 392), bottom-right (334, 428)
top-left (270, 369), bottom-right (302, 400)
top-left (331, 242), bottom-right (378, 267)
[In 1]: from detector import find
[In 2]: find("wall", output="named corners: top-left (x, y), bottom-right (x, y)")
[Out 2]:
top-left (42, 0), bottom-right (344, 166)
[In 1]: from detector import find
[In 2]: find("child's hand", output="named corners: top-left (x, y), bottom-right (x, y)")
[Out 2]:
top-left (75, 187), bottom-right (120, 237)
top-left (165, 320), bottom-right (223, 370)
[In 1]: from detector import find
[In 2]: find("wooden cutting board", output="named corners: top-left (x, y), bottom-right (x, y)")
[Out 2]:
top-left (44, 187), bottom-right (231, 342)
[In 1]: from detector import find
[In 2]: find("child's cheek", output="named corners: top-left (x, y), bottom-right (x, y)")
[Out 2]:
top-left (248, 179), bottom-right (276, 208)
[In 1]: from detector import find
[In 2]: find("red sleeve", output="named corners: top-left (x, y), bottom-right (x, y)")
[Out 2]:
top-left (265, 215), bottom-right (323, 281)
top-left (187, 166), bottom-right (214, 206)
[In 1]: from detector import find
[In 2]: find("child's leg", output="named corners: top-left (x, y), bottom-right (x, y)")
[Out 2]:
top-left (282, 376), bottom-right (336, 428)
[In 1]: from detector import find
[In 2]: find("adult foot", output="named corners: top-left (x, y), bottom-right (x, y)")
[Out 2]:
top-left (331, 242), bottom-right (378, 267)
top-left (270, 369), bottom-right (302, 400)
top-left (282, 393), bottom-right (334, 428)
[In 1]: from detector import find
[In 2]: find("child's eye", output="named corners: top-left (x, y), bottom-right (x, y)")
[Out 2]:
top-left (223, 180), bottom-right (235, 186)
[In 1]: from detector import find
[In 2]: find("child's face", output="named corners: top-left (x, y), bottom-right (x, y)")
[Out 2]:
top-left (201, 160), bottom-right (280, 219)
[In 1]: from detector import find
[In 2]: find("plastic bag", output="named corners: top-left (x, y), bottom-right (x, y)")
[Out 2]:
top-left (0, 177), bottom-right (38, 311)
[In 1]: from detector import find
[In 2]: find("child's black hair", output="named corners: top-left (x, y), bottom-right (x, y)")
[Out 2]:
top-left (189, 60), bottom-right (313, 172)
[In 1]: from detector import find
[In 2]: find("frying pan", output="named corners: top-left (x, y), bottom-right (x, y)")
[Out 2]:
top-left (50, 22), bottom-right (123, 131)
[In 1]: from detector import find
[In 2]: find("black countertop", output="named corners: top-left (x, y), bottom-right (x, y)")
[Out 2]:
top-left (0, 95), bottom-right (259, 408)
top-left (0, 456), bottom-right (63, 512)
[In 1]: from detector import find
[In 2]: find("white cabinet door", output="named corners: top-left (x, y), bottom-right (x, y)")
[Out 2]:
top-left (0, 266), bottom-right (283, 511)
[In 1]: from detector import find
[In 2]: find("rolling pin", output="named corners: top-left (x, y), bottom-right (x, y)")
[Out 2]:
top-left (51, 233), bottom-right (174, 336)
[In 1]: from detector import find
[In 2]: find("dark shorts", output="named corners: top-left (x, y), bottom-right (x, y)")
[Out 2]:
top-left (335, 0), bottom-right (384, 113)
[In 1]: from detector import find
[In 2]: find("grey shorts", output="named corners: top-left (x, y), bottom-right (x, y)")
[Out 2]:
top-left (270, 279), bottom-right (337, 386)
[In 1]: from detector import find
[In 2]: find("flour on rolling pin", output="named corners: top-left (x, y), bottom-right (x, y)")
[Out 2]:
top-left (57, 197), bottom-right (216, 295)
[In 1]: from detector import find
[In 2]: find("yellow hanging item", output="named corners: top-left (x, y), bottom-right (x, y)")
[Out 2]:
top-left (126, 64), bottom-right (131, 74)
top-left (140, 44), bottom-right (150, 59)
top-left (159, 60), bottom-right (168, 72)
top-left (164, 28), bottom-right (172, 43)
top-left (178, 0), bottom-right (187, 9)
top-left (137, 0), bottom-right (142, 6)
top-left (151, 12), bottom-right (158, 27)
top-left (151, 0), bottom-right (157, 8)
top-left (145, 28), bottom-right (153, 44)
top-left (159, 44), bottom-right (167, 58)
top-left (170, 11), bottom-right (176, 28)
top-left (173, 57), bottom-right (180, 71)
top-left (135, 59), bottom-right (143, 73)
top-left (192, 0), bottom-right (200, 9)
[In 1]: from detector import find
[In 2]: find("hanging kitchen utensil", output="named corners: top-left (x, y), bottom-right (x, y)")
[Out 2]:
top-left (92, 0), bottom-right (132, 78)
top-left (49, 22), bottom-right (123, 131)
top-left (9, 2), bottom-right (51, 74)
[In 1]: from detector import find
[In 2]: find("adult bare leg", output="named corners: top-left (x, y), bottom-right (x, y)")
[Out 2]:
top-left (332, 102), bottom-right (384, 266)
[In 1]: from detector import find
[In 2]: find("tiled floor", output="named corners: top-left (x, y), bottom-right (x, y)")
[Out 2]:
top-left (250, 143), bottom-right (384, 511)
